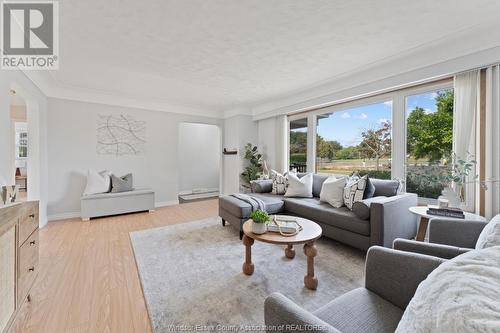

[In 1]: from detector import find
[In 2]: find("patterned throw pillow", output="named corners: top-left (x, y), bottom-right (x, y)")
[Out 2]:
top-left (343, 175), bottom-right (368, 210)
top-left (271, 170), bottom-right (288, 195)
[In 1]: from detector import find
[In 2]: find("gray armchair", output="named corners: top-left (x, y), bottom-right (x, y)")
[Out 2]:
top-left (264, 246), bottom-right (445, 333)
top-left (393, 218), bottom-right (488, 259)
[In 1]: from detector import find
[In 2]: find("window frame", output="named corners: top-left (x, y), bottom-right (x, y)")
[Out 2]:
top-left (286, 79), bottom-right (454, 199)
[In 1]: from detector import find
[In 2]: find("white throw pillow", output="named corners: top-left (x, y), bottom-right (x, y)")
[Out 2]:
top-left (343, 175), bottom-right (368, 210)
top-left (271, 170), bottom-right (288, 195)
top-left (285, 173), bottom-right (313, 198)
top-left (83, 169), bottom-right (111, 195)
top-left (319, 176), bottom-right (347, 208)
top-left (476, 215), bottom-right (500, 249)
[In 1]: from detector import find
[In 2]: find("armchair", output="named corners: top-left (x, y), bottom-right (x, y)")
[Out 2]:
top-left (393, 218), bottom-right (488, 259)
top-left (264, 246), bottom-right (444, 333)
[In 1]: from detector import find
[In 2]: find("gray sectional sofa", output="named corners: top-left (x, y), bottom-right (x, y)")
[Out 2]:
top-left (219, 173), bottom-right (418, 250)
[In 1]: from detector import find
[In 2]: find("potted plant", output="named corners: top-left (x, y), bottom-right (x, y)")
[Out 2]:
top-left (241, 143), bottom-right (263, 190)
top-left (249, 209), bottom-right (270, 234)
top-left (425, 153), bottom-right (477, 208)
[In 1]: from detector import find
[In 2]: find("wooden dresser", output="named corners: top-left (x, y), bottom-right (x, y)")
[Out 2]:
top-left (0, 201), bottom-right (39, 333)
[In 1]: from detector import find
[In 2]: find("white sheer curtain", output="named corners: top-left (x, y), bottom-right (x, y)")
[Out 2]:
top-left (453, 70), bottom-right (479, 212)
top-left (485, 65), bottom-right (500, 219)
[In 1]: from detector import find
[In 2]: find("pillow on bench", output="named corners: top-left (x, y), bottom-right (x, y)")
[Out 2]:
top-left (111, 173), bottom-right (133, 193)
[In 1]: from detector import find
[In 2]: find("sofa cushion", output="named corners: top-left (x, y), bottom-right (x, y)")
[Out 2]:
top-left (219, 194), bottom-right (284, 219)
top-left (476, 214), bottom-right (500, 249)
top-left (250, 179), bottom-right (273, 193)
top-left (284, 197), bottom-right (370, 235)
top-left (352, 196), bottom-right (388, 220)
top-left (363, 177), bottom-right (376, 199)
top-left (297, 173), bottom-right (329, 197)
top-left (343, 175), bottom-right (368, 210)
top-left (314, 288), bottom-right (403, 333)
top-left (271, 170), bottom-right (288, 195)
top-left (371, 179), bottom-right (400, 197)
top-left (319, 176), bottom-right (346, 208)
top-left (285, 173), bottom-right (313, 198)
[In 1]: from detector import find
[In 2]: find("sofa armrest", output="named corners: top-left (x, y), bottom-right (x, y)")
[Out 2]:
top-left (370, 193), bottom-right (418, 247)
top-left (365, 246), bottom-right (445, 310)
top-left (429, 218), bottom-right (487, 248)
top-left (264, 293), bottom-right (340, 333)
top-left (393, 238), bottom-right (471, 259)
top-left (250, 179), bottom-right (273, 193)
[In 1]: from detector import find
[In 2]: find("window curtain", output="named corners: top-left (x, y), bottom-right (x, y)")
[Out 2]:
top-left (453, 70), bottom-right (479, 212)
top-left (484, 65), bottom-right (500, 219)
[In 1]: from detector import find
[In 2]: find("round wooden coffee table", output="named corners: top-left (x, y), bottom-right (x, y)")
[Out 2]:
top-left (242, 215), bottom-right (322, 290)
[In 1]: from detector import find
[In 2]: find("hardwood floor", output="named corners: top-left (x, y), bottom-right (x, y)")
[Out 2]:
top-left (8, 199), bottom-right (219, 333)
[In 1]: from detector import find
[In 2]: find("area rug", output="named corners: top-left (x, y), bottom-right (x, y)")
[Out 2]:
top-left (130, 217), bottom-right (365, 333)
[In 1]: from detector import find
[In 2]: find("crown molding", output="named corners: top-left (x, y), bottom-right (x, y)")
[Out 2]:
top-left (22, 71), bottom-right (223, 119)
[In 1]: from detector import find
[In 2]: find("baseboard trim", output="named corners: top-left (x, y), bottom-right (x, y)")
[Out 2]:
top-left (48, 211), bottom-right (81, 221)
top-left (155, 200), bottom-right (179, 208)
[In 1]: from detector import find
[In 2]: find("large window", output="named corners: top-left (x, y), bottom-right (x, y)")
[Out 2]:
top-left (286, 80), bottom-right (454, 200)
top-left (289, 118), bottom-right (308, 172)
top-left (405, 89), bottom-right (454, 199)
top-left (315, 101), bottom-right (392, 179)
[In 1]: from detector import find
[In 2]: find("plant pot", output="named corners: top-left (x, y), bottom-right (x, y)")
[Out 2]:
top-left (251, 220), bottom-right (267, 234)
top-left (439, 186), bottom-right (461, 208)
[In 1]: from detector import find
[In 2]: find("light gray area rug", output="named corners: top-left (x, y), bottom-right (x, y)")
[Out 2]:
top-left (130, 217), bottom-right (365, 333)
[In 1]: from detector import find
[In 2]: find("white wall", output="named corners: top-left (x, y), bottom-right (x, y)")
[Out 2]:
top-left (46, 98), bottom-right (222, 219)
top-left (0, 71), bottom-right (49, 227)
top-left (257, 115), bottom-right (287, 173)
top-left (222, 115), bottom-right (258, 194)
top-left (178, 123), bottom-right (220, 193)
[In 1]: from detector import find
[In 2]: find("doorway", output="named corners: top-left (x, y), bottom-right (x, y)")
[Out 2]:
top-left (178, 123), bottom-right (221, 202)
top-left (10, 89), bottom-right (28, 201)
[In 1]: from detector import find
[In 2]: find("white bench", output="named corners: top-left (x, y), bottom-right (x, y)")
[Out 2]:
top-left (81, 188), bottom-right (155, 221)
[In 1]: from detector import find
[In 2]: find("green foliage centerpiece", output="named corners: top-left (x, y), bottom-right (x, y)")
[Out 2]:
top-left (250, 209), bottom-right (269, 234)
top-left (425, 153), bottom-right (476, 207)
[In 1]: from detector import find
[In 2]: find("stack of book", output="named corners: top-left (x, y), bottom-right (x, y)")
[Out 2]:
top-left (427, 206), bottom-right (465, 219)
top-left (267, 217), bottom-right (301, 233)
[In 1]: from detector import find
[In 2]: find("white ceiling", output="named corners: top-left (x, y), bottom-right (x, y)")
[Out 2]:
top-left (30, 0), bottom-right (500, 116)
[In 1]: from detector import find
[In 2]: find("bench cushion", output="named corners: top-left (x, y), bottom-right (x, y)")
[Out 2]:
top-left (81, 188), bottom-right (153, 200)
top-left (284, 197), bottom-right (370, 235)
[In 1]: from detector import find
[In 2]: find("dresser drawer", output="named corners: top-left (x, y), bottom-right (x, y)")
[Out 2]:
top-left (18, 229), bottom-right (39, 303)
top-left (19, 203), bottom-right (38, 246)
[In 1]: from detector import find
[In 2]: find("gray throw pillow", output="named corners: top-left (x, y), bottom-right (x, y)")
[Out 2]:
top-left (111, 173), bottom-right (133, 193)
top-left (371, 179), bottom-right (400, 197)
top-left (363, 177), bottom-right (376, 199)
top-left (352, 196), bottom-right (388, 220)
top-left (250, 179), bottom-right (273, 193)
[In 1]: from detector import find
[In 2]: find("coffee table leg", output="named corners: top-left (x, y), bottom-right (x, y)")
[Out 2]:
top-left (242, 235), bottom-right (254, 275)
top-left (285, 244), bottom-right (295, 259)
top-left (416, 217), bottom-right (429, 241)
top-left (303, 242), bottom-right (318, 290)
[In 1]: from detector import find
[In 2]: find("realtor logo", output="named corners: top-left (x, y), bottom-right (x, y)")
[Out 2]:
top-left (1, 1), bottom-right (59, 69)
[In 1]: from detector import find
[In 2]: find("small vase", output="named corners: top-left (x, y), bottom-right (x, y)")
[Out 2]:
top-left (439, 186), bottom-right (461, 208)
top-left (262, 160), bottom-right (270, 180)
top-left (251, 221), bottom-right (267, 234)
